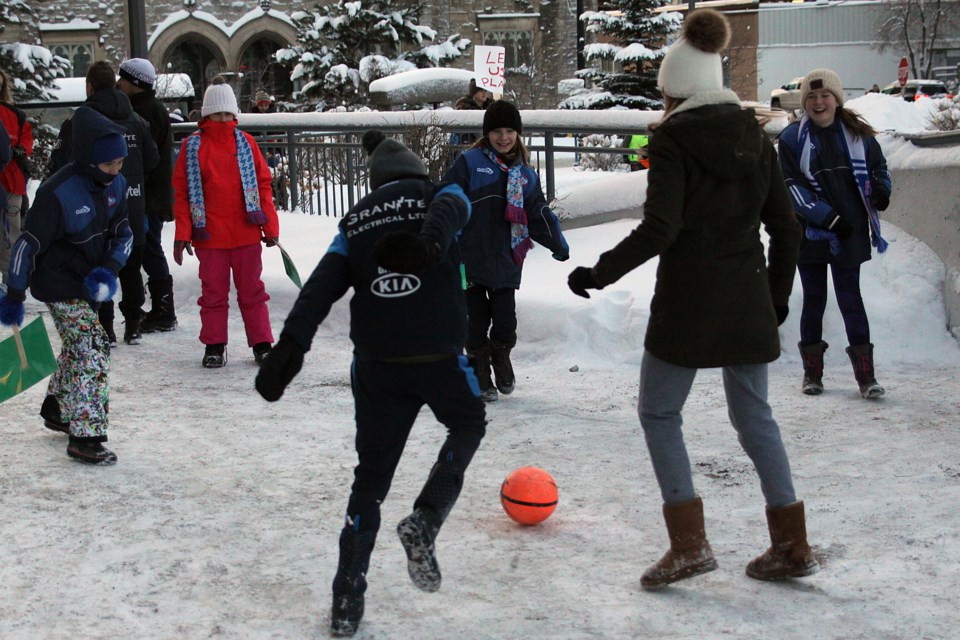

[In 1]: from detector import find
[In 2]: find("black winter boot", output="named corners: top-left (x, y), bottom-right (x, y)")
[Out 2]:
top-left (40, 395), bottom-right (69, 433)
top-left (202, 343), bottom-right (227, 368)
top-left (99, 303), bottom-right (117, 347)
top-left (67, 436), bottom-right (117, 465)
top-left (798, 341), bottom-right (828, 395)
top-left (252, 342), bottom-right (272, 366)
top-left (141, 277), bottom-right (178, 333)
top-left (330, 527), bottom-right (377, 637)
top-left (467, 344), bottom-right (498, 403)
top-left (846, 343), bottom-right (885, 399)
top-left (123, 313), bottom-right (142, 345)
top-left (397, 508), bottom-right (443, 593)
top-left (489, 338), bottom-right (516, 395)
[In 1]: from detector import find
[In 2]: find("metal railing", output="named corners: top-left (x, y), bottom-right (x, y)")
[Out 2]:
top-left (173, 122), bottom-right (651, 216)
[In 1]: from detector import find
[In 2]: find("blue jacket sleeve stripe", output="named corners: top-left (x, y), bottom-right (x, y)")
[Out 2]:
top-left (327, 229), bottom-right (349, 257)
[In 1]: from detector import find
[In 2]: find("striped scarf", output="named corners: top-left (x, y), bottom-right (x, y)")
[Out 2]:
top-left (796, 114), bottom-right (888, 254)
top-left (482, 146), bottom-right (533, 265)
top-left (185, 128), bottom-right (267, 241)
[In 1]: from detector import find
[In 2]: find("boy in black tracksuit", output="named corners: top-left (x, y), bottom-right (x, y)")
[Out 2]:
top-left (256, 131), bottom-right (486, 637)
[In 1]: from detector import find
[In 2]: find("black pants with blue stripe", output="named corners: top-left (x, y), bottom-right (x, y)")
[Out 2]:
top-left (345, 355), bottom-right (487, 534)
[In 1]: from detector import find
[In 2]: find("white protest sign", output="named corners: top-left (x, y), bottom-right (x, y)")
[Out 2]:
top-left (474, 46), bottom-right (506, 94)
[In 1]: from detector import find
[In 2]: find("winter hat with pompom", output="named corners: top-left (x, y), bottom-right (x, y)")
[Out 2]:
top-left (361, 130), bottom-right (428, 189)
top-left (800, 68), bottom-right (845, 108)
top-left (657, 9), bottom-right (731, 99)
top-left (201, 77), bottom-right (240, 118)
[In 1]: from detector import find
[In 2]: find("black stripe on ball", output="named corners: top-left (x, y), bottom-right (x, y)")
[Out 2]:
top-left (500, 490), bottom-right (558, 508)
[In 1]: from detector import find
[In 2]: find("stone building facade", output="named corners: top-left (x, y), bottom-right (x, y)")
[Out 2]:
top-left (9, 0), bottom-right (583, 110)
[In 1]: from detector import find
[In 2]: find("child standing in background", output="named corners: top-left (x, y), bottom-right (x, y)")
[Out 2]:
top-left (172, 77), bottom-right (280, 368)
top-left (441, 101), bottom-right (569, 402)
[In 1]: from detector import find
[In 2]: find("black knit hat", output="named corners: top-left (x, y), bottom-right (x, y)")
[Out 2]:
top-left (483, 100), bottom-right (522, 136)
top-left (361, 130), bottom-right (428, 189)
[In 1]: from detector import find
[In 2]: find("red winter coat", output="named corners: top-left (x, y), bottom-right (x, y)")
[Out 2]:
top-left (0, 102), bottom-right (33, 196)
top-left (173, 118), bottom-right (279, 249)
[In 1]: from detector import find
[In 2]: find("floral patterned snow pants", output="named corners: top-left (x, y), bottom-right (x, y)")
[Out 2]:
top-left (46, 300), bottom-right (111, 439)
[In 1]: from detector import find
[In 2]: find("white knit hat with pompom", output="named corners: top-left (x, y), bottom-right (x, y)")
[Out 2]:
top-left (657, 9), bottom-right (731, 99)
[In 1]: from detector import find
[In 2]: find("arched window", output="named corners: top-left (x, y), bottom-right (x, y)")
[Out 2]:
top-left (238, 39), bottom-right (289, 110)
top-left (163, 39), bottom-right (223, 104)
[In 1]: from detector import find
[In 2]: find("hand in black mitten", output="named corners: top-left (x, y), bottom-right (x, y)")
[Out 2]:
top-left (568, 266), bottom-right (603, 299)
top-left (872, 193), bottom-right (890, 212)
top-left (373, 232), bottom-right (441, 273)
top-left (827, 215), bottom-right (853, 240)
top-left (255, 338), bottom-right (305, 402)
top-left (775, 305), bottom-right (789, 326)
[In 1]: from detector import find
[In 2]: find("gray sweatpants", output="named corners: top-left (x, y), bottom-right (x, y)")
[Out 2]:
top-left (637, 350), bottom-right (797, 507)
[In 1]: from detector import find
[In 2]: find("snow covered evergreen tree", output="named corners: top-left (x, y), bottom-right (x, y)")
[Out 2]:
top-left (1, 1), bottom-right (71, 102)
top-left (560, 0), bottom-right (682, 110)
top-left (277, 0), bottom-right (469, 111)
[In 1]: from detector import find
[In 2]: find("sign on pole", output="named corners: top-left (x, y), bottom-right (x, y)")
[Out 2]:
top-left (474, 46), bottom-right (506, 96)
top-left (898, 57), bottom-right (909, 87)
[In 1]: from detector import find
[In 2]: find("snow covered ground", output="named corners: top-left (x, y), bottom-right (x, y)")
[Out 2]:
top-left (2, 93), bottom-right (959, 639)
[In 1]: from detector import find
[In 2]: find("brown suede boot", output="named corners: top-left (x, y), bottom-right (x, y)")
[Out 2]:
top-left (846, 343), bottom-right (885, 399)
top-left (746, 501), bottom-right (819, 581)
top-left (798, 341), bottom-right (828, 395)
top-left (641, 497), bottom-right (718, 590)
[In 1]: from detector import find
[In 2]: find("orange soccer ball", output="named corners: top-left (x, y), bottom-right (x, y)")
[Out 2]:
top-left (500, 466), bottom-right (559, 525)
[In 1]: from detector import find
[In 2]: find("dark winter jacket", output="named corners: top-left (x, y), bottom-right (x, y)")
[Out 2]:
top-left (778, 118), bottom-right (891, 267)
top-left (590, 93), bottom-right (800, 368)
top-left (442, 147), bottom-right (569, 289)
top-left (128, 89), bottom-right (175, 223)
top-left (279, 178), bottom-right (470, 362)
top-left (51, 88), bottom-right (160, 245)
top-left (451, 95), bottom-right (492, 146)
top-left (6, 107), bottom-right (131, 304)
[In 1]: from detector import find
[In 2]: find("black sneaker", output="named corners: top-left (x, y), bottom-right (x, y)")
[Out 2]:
top-left (202, 343), bottom-right (227, 368)
top-left (67, 439), bottom-right (117, 465)
top-left (397, 510), bottom-right (442, 592)
top-left (40, 395), bottom-right (69, 434)
top-left (252, 342), bottom-right (272, 365)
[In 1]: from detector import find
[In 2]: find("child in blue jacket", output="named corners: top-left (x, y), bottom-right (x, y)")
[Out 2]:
top-left (442, 101), bottom-right (569, 402)
top-left (0, 106), bottom-right (131, 465)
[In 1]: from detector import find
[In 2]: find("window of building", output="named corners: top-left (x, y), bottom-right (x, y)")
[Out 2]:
top-left (476, 14), bottom-right (539, 70)
top-left (39, 21), bottom-right (99, 78)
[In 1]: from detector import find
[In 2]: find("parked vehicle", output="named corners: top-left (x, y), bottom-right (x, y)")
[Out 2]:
top-left (770, 77), bottom-right (804, 111)
top-left (900, 79), bottom-right (951, 101)
top-left (880, 81), bottom-right (903, 97)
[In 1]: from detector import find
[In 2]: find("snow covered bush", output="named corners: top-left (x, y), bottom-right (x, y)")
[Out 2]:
top-left (927, 96), bottom-right (960, 131)
top-left (576, 134), bottom-right (630, 172)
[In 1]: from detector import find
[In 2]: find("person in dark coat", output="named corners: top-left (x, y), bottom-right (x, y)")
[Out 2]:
top-left (450, 79), bottom-right (492, 146)
top-left (51, 60), bottom-right (161, 346)
top-left (118, 57), bottom-right (178, 334)
top-left (567, 9), bottom-right (817, 589)
top-left (254, 131), bottom-right (486, 637)
top-left (0, 106), bottom-right (131, 465)
top-left (777, 68), bottom-right (892, 400)
top-left (442, 101), bottom-right (569, 402)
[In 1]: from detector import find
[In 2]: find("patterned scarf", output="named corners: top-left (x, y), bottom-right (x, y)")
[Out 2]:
top-left (185, 127), bottom-right (267, 241)
top-left (796, 114), bottom-right (888, 254)
top-left (483, 146), bottom-right (533, 265)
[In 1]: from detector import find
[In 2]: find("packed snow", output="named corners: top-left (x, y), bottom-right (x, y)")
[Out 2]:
top-left (1, 93), bottom-right (958, 639)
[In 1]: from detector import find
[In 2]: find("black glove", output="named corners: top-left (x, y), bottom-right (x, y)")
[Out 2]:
top-left (373, 232), bottom-right (441, 273)
top-left (775, 305), bottom-right (789, 326)
top-left (827, 215), bottom-right (853, 240)
top-left (255, 338), bottom-right (305, 402)
top-left (872, 193), bottom-right (890, 212)
top-left (568, 266), bottom-right (603, 299)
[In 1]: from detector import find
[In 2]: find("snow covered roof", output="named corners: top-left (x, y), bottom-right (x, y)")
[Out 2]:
top-left (368, 67), bottom-right (475, 107)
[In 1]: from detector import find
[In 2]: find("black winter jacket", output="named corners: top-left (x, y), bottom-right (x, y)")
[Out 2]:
top-left (51, 89), bottom-right (160, 245)
top-left (591, 93), bottom-right (800, 368)
top-left (280, 178), bottom-right (471, 361)
top-left (129, 90), bottom-right (174, 223)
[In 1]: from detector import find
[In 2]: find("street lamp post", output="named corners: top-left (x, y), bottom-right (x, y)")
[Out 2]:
top-left (128, 0), bottom-right (148, 58)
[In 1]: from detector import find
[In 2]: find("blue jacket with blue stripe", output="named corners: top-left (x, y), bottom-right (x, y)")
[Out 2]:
top-left (442, 147), bottom-right (568, 289)
top-left (7, 107), bottom-right (131, 303)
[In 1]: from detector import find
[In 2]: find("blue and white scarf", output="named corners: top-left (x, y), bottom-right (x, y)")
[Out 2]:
top-left (482, 146), bottom-right (533, 265)
top-left (185, 128), bottom-right (267, 241)
top-left (796, 114), bottom-right (888, 254)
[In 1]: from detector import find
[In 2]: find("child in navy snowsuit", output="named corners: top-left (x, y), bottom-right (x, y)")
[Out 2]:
top-left (0, 106), bottom-right (131, 465)
top-left (255, 131), bottom-right (486, 637)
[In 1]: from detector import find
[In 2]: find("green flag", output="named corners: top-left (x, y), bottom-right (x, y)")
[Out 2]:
top-left (277, 242), bottom-right (303, 289)
top-left (0, 316), bottom-right (58, 404)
